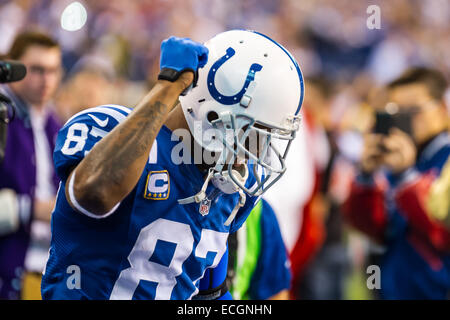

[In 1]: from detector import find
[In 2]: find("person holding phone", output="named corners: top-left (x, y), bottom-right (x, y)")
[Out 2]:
top-left (343, 67), bottom-right (450, 299)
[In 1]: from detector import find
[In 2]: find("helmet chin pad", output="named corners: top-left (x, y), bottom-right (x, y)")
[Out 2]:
top-left (211, 165), bottom-right (249, 194)
top-left (206, 111), bottom-right (297, 197)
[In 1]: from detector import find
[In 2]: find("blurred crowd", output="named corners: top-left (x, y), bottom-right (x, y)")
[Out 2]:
top-left (1, 0), bottom-right (449, 112)
top-left (0, 0), bottom-right (449, 300)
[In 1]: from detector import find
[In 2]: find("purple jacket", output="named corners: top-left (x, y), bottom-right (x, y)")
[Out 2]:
top-left (0, 85), bottom-right (61, 299)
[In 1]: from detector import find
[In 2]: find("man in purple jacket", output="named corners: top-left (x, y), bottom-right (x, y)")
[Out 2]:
top-left (0, 32), bottom-right (62, 299)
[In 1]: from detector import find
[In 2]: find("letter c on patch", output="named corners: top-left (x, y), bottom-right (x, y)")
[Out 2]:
top-left (144, 170), bottom-right (170, 200)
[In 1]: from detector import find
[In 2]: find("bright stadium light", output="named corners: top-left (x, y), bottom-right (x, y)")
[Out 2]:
top-left (61, 1), bottom-right (87, 32)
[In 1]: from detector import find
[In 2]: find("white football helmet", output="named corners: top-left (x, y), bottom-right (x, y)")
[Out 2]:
top-left (179, 29), bottom-right (304, 206)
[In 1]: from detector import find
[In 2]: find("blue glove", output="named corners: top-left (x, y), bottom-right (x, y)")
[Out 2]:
top-left (158, 36), bottom-right (208, 95)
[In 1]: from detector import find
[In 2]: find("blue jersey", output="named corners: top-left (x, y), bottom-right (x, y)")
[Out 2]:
top-left (230, 199), bottom-right (291, 300)
top-left (248, 199), bottom-right (291, 299)
top-left (41, 105), bottom-right (259, 300)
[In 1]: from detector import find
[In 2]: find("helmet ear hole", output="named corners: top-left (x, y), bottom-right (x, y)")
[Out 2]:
top-left (207, 111), bottom-right (219, 124)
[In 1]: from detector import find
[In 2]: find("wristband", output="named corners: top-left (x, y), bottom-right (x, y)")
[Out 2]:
top-left (157, 68), bottom-right (197, 96)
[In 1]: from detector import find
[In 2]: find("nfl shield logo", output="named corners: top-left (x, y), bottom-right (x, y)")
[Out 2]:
top-left (199, 198), bottom-right (211, 216)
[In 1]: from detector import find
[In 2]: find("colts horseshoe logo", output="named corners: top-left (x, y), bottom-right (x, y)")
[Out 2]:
top-left (207, 47), bottom-right (263, 105)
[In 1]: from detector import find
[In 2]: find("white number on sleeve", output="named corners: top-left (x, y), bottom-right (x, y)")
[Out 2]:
top-left (61, 122), bottom-right (110, 156)
top-left (61, 123), bottom-right (89, 155)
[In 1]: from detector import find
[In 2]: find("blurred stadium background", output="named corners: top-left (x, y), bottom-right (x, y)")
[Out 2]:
top-left (1, 0), bottom-right (449, 117)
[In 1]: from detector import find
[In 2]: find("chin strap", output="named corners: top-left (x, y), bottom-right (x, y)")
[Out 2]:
top-left (177, 167), bottom-right (247, 227)
top-left (224, 189), bottom-right (246, 226)
top-left (178, 168), bottom-right (215, 205)
top-left (178, 138), bottom-right (248, 226)
top-left (178, 145), bottom-right (229, 206)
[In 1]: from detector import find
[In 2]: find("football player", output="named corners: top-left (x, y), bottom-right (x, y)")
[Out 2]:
top-left (41, 30), bottom-right (304, 300)
top-left (227, 198), bottom-right (291, 300)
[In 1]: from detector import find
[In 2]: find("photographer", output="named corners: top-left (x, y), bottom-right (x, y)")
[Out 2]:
top-left (343, 68), bottom-right (450, 299)
top-left (0, 31), bottom-right (62, 299)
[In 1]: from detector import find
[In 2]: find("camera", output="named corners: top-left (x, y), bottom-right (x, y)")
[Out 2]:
top-left (0, 60), bottom-right (27, 163)
top-left (0, 94), bottom-right (10, 163)
top-left (0, 60), bottom-right (27, 83)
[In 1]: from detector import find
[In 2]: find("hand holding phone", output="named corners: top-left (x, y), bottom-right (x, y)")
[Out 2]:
top-left (381, 128), bottom-right (417, 174)
top-left (374, 110), bottom-right (413, 136)
top-left (360, 133), bottom-right (385, 174)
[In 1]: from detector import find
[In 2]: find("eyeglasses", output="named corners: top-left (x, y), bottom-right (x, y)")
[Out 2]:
top-left (28, 65), bottom-right (62, 77)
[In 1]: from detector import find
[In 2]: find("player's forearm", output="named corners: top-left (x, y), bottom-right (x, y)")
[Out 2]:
top-left (67, 76), bottom-right (192, 215)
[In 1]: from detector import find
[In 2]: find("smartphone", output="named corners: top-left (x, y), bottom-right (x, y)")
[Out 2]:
top-left (374, 111), bottom-right (413, 136)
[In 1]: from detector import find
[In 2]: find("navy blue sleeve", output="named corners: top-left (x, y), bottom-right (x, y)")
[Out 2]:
top-left (229, 162), bottom-right (261, 233)
top-left (248, 199), bottom-right (291, 299)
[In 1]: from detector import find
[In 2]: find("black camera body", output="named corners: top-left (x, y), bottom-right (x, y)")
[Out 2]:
top-left (0, 98), bottom-right (8, 162)
top-left (374, 110), bottom-right (414, 136)
top-left (0, 60), bottom-right (27, 83)
top-left (0, 60), bottom-right (27, 164)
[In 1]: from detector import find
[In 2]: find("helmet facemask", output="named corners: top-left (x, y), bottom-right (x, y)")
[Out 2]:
top-left (208, 111), bottom-right (301, 197)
